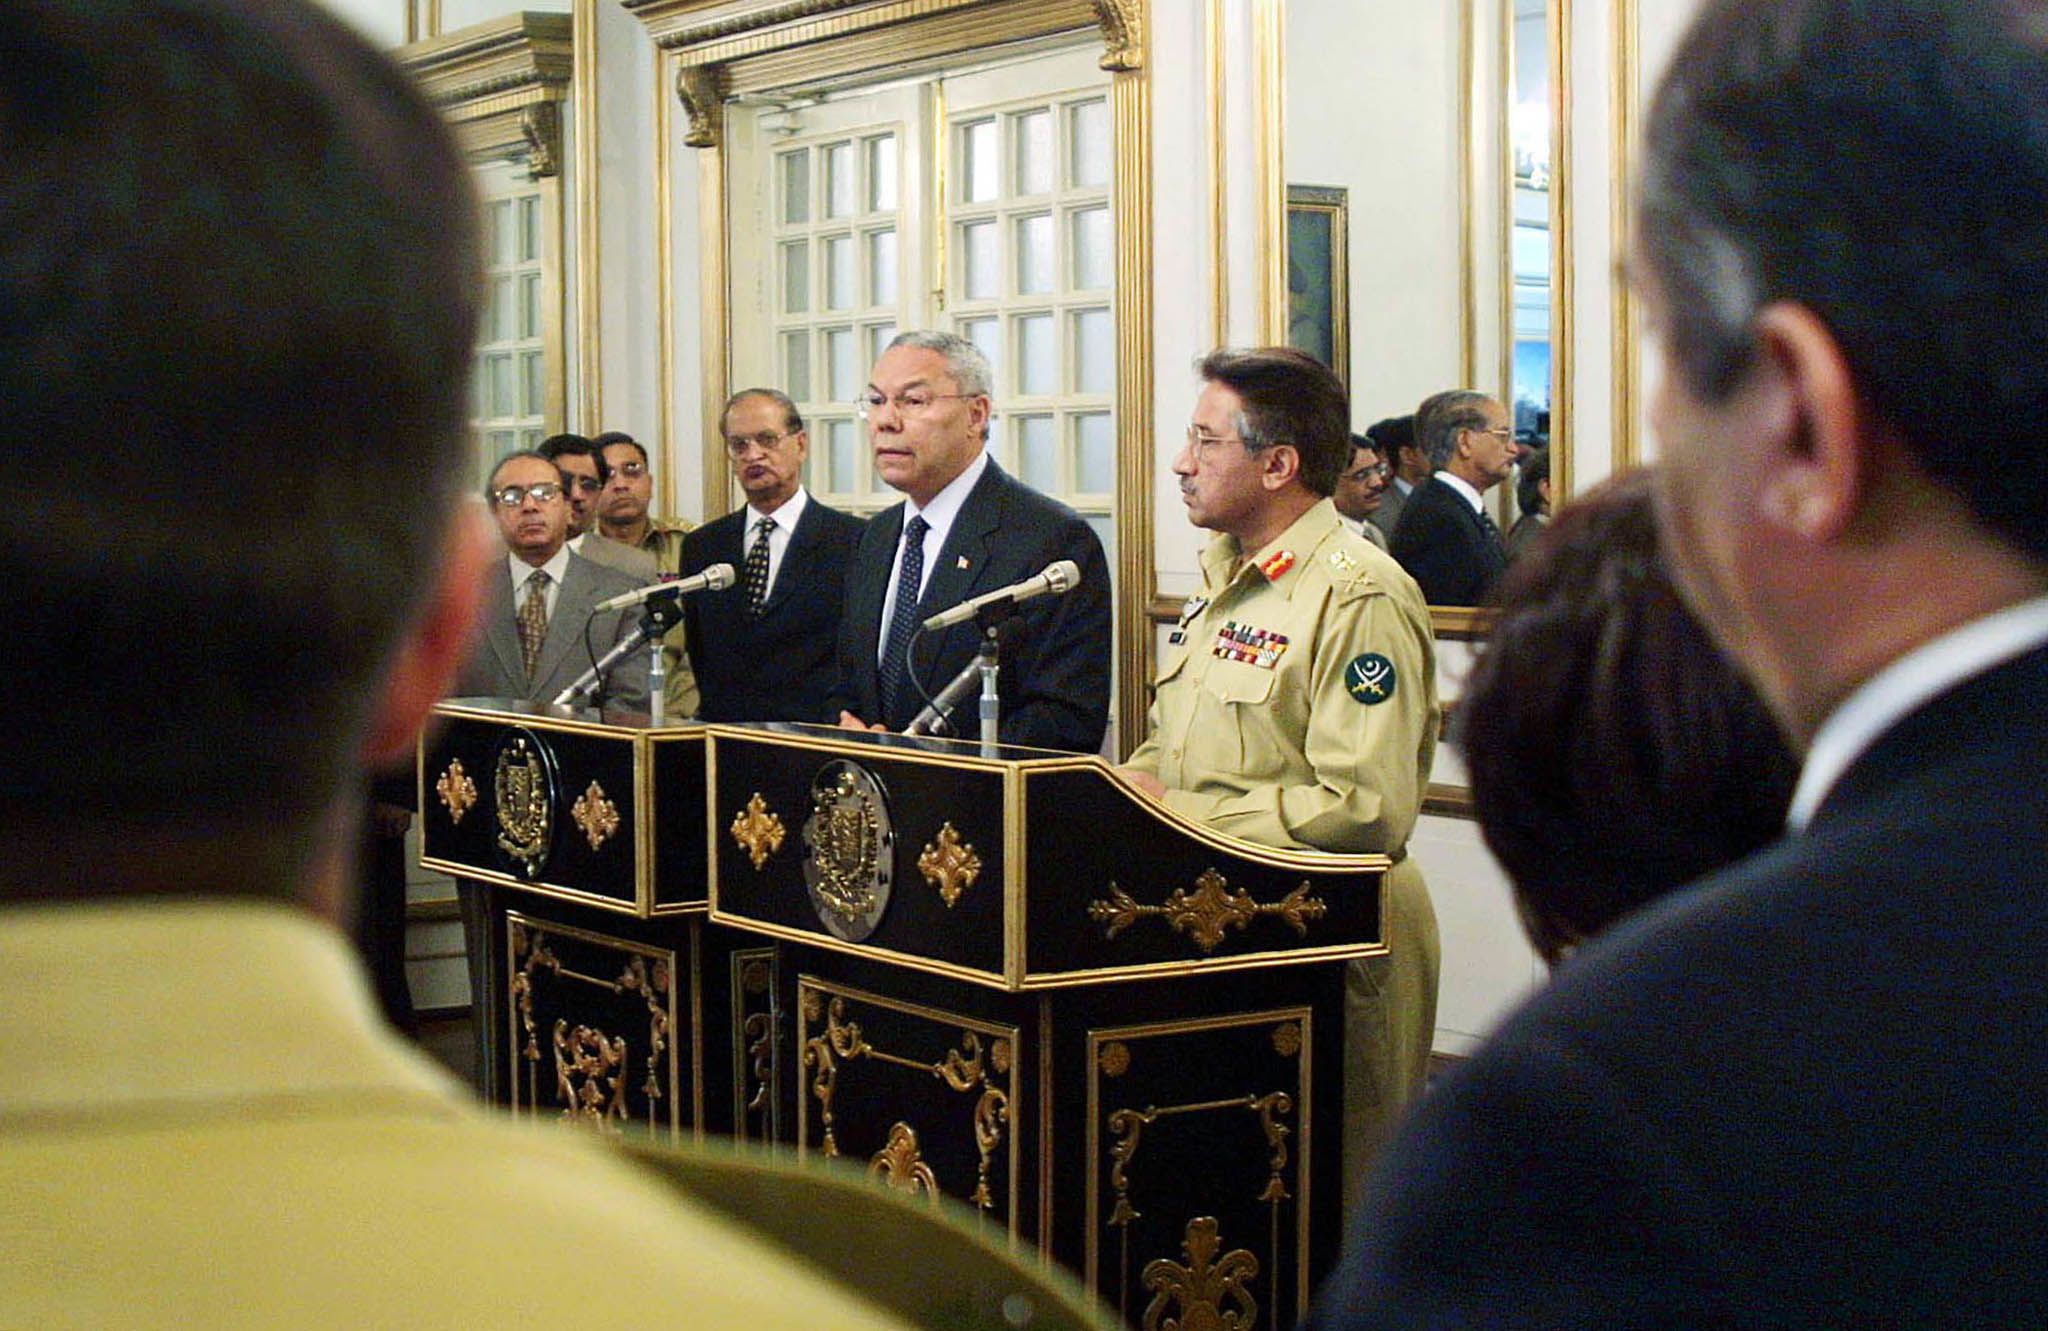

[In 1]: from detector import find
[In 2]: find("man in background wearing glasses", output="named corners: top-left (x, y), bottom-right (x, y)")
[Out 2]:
top-left (681, 389), bottom-right (865, 722)
top-left (832, 330), bottom-right (1111, 751)
top-left (539, 431), bottom-right (659, 582)
top-left (1388, 389), bottom-right (1520, 605)
top-left (1334, 433), bottom-right (1394, 550)
top-left (1121, 346), bottom-right (1439, 1202)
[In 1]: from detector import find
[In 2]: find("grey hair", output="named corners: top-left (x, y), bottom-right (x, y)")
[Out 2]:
top-left (1415, 390), bottom-right (1499, 470)
top-left (484, 448), bottom-right (565, 499)
top-left (723, 386), bottom-right (806, 435)
top-left (886, 329), bottom-right (994, 398)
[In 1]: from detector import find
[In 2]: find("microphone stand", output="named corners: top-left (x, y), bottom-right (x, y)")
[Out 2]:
top-left (551, 600), bottom-right (683, 716)
top-left (907, 612), bottom-right (1015, 747)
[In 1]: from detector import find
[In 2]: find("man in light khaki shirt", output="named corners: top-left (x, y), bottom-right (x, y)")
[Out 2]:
top-left (1122, 346), bottom-right (1440, 1198)
top-left (595, 430), bottom-right (701, 716)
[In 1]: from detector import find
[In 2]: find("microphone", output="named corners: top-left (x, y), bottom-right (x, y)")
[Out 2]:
top-left (593, 563), bottom-right (735, 613)
top-left (920, 559), bottom-right (1082, 632)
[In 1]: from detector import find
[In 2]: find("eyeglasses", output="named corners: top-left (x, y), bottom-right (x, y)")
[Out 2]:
top-left (1342, 462), bottom-right (1390, 483)
top-left (563, 474), bottom-right (604, 493)
top-left (855, 389), bottom-right (976, 419)
top-left (609, 460), bottom-right (648, 480)
top-left (725, 431), bottom-right (795, 456)
top-left (1183, 424), bottom-right (1251, 459)
top-left (491, 482), bottom-right (565, 506)
top-left (1468, 426), bottom-right (1515, 441)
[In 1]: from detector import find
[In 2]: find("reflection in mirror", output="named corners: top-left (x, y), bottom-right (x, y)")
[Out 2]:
top-left (1509, 0), bottom-right (1552, 456)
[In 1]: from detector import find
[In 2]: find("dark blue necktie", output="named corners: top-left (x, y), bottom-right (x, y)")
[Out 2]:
top-left (876, 514), bottom-right (929, 712)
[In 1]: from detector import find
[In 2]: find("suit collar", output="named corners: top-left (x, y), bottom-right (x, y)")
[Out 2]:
top-left (1430, 470), bottom-right (1487, 514)
top-left (913, 458), bottom-right (1008, 612)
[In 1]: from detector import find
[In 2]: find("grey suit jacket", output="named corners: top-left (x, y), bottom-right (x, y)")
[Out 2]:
top-left (573, 531), bottom-right (660, 583)
top-left (1368, 482), bottom-right (1407, 540)
top-left (456, 550), bottom-right (653, 713)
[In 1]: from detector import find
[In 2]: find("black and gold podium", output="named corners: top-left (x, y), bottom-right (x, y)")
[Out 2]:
top-left (421, 705), bottom-right (1387, 1329)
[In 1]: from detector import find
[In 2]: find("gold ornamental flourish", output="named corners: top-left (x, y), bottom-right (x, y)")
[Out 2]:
top-left (436, 759), bottom-right (477, 823)
top-left (1088, 869), bottom-right (1328, 954)
top-left (917, 822), bottom-right (983, 908)
top-left (571, 780), bottom-right (620, 851)
top-left (1140, 1216), bottom-right (1259, 1331)
top-left (868, 1122), bottom-right (943, 1205)
top-left (730, 792), bottom-right (786, 870)
top-left (552, 1018), bottom-right (630, 1132)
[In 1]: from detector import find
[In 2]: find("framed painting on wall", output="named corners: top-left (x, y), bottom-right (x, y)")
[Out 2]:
top-left (1286, 184), bottom-right (1349, 386)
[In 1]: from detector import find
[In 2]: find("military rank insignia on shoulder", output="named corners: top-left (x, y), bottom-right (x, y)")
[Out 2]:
top-left (1258, 549), bottom-right (1296, 580)
top-left (1344, 652), bottom-right (1397, 704)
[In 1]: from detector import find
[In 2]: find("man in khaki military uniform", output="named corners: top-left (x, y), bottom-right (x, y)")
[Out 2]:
top-left (1122, 346), bottom-right (1440, 1199)
top-left (588, 430), bottom-right (700, 716)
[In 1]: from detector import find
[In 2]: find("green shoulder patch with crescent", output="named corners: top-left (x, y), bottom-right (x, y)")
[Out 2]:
top-left (1344, 652), bottom-right (1397, 705)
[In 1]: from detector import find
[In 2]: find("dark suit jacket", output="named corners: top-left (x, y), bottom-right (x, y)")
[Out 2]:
top-left (1308, 643), bottom-right (2048, 1328)
top-left (1388, 474), bottom-right (1507, 605)
top-left (679, 496), bottom-right (865, 722)
top-left (455, 550), bottom-right (652, 713)
top-left (829, 460), bottom-right (1111, 752)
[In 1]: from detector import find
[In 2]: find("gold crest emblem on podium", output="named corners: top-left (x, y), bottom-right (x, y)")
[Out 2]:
top-left (493, 729), bottom-right (556, 879)
top-left (801, 760), bottom-right (894, 941)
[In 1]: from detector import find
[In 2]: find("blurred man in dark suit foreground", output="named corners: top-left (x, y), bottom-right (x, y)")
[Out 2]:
top-left (1310, 1), bottom-right (2048, 1325)
top-left (0, 5), bottom-right (1106, 1327)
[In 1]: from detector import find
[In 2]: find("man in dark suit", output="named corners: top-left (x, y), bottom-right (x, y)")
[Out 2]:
top-left (832, 330), bottom-right (1111, 751)
top-left (456, 450), bottom-right (652, 715)
top-left (1387, 389), bottom-right (1517, 604)
top-left (1309, 0), bottom-right (2048, 1325)
top-left (1362, 415), bottom-right (1418, 541)
top-left (681, 388), bottom-right (864, 721)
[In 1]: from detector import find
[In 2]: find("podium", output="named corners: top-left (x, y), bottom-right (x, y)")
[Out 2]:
top-left (421, 705), bottom-right (1388, 1329)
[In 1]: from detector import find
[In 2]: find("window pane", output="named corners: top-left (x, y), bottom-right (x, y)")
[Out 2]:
top-left (825, 234), bottom-right (855, 310)
top-left (1074, 308), bottom-right (1114, 394)
top-left (829, 419), bottom-right (858, 493)
top-left (826, 327), bottom-right (859, 402)
top-left (866, 322), bottom-right (898, 367)
top-left (781, 241), bottom-right (809, 314)
top-left (781, 330), bottom-right (811, 402)
top-left (962, 221), bottom-right (999, 300)
top-left (488, 428), bottom-right (516, 456)
top-left (489, 199), bottom-right (514, 267)
top-left (519, 272), bottom-right (541, 340)
top-left (1071, 206), bottom-right (1111, 289)
top-left (519, 196), bottom-right (540, 263)
top-left (1016, 213), bottom-right (1054, 295)
top-left (491, 276), bottom-right (515, 342)
top-left (1016, 313), bottom-right (1055, 395)
top-left (1018, 415), bottom-right (1058, 491)
top-left (1014, 109), bottom-right (1054, 195)
top-left (1070, 99), bottom-right (1109, 188)
top-left (522, 351), bottom-right (546, 417)
top-left (1076, 412), bottom-right (1115, 492)
top-left (866, 134), bottom-right (898, 212)
top-left (488, 353), bottom-right (514, 417)
top-left (867, 229), bottom-right (898, 305)
top-left (780, 149), bottom-right (810, 224)
top-left (961, 119), bottom-right (999, 203)
top-left (960, 317), bottom-right (1000, 390)
top-left (825, 142), bottom-right (856, 219)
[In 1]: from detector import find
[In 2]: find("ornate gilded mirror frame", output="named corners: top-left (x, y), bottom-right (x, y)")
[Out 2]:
top-left (625, 0), bottom-right (1154, 752)
top-left (399, 14), bottom-right (575, 458)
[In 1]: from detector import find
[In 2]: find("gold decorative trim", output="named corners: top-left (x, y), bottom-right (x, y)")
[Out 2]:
top-left (435, 758), bottom-right (478, 824)
top-left (1552, 0), bottom-right (1575, 505)
top-left (573, 0), bottom-right (602, 429)
top-left (395, 13), bottom-right (572, 169)
top-left (1141, 1216), bottom-right (1259, 1331)
top-left (1090, 0), bottom-right (1144, 71)
top-left (731, 948), bottom-right (779, 1142)
top-left (509, 916), bottom-right (680, 1138)
top-left (493, 734), bottom-right (552, 879)
top-left (676, 63), bottom-right (723, 148)
top-left (1253, 0), bottom-right (1285, 345)
top-left (869, 1121), bottom-right (944, 1203)
top-left (1270, 1021), bottom-right (1301, 1059)
top-left (1088, 868), bottom-right (1328, 954)
top-left (1099, 1041), bottom-right (1130, 1077)
top-left (571, 780), bottom-right (620, 851)
top-left (552, 1019), bottom-right (630, 1130)
top-left (917, 822), bottom-right (983, 907)
top-left (1460, 0), bottom-right (1478, 387)
top-left (1611, 0), bottom-right (1640, 476)
top-left (729, 792), bottom-right (787, 869)
top-left (655, 47), bottom-right (679, 523)
top-left (1205, 0), bottom-right (1226, 349)
top-left (1113, 32), bottom-right (1157, 759)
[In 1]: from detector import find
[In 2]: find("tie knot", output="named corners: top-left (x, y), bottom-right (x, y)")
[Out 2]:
top-left (905, 513), bottom-right (929, 542)
top-left (754, 516), bottom-right (776, 538)
top-left (526, 568), bottom-right (550, 589)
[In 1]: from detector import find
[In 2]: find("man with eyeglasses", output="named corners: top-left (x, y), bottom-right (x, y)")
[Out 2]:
top-left (592, 430), bottom-right (700, 717)
top-left (539, 432), bottom-right (659, 582)
top-left (831, 329), bottom-right (1111, 750)
top-left (1388, 389), bottom-right (1520, 605)
top-left (1120, 345), bottom-right (1439, 1200)
top-left (1333, 433), bottom-right (1393, 550)
top-left (679, 389), bottom-right (864, 722)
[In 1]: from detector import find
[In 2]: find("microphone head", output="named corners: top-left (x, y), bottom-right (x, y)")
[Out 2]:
top-left (704, 563), bottom-right (737, 589)
top-left (1042, 559), bottom-right (1082, 592)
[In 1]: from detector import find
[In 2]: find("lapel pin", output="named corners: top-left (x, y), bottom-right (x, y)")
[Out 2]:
top-left (956, 555), bottom-right (970, 570)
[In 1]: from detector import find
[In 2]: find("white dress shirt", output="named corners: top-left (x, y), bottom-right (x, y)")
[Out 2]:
top-left (876, 451), bottom-right (990, 663)
top-left (746, 487), bottom-right (810, 603)
top-left (1431, 469), bottom-right (1487, 515)
top-left (508, 546), bottom-right (570, 620)
top-left (1788, 594), bottom-right (2048, 829)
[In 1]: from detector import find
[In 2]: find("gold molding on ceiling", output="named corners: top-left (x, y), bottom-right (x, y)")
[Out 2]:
top-left (397, 13), bottom-right (574, 171)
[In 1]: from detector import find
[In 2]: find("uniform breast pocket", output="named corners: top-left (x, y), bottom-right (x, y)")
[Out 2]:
top-left (1201, 660), bottom-right (1276, 707)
